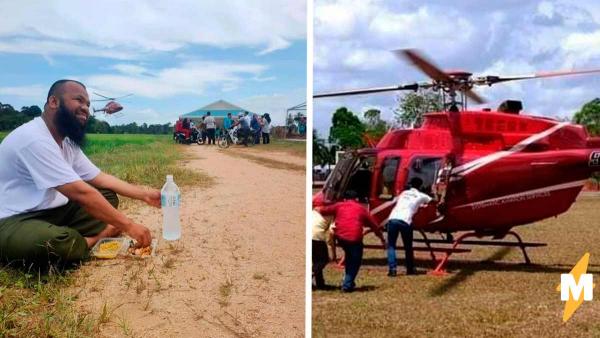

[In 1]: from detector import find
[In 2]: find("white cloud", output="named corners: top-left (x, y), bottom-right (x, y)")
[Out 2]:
top-left (257, 37), bottom-right (292, 55)
top-left (0, 0), bottom-right (306, 58)
top-left (314, 0), bottom-right (600, 137)
top-left (84, 61), bottom-right (267, 98)
top-left (112, 64), bottom-right (148, 76)
top-left (237, 89), bottom-right (306, 126)
top-left (563, 30), bottom-right (600, 62)
top-left (0, 85), bottom-right (48, 100)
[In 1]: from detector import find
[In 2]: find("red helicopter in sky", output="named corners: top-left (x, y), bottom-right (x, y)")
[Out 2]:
top-left (314, 49), bottom-right (600, 274)
top-left (92, 92), bottom-right (133, 116)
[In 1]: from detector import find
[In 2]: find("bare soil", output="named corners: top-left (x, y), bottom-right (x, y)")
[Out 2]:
top-left (76, 144), bottom-right (305, 337)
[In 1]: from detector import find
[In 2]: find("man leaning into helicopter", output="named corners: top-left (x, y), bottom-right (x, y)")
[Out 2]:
top-left (317, 190), bottom-right (386, 292)
top-left (0, 79), bottom-right (158, 269)
top-left (385, 177), bottom-right (434, 276)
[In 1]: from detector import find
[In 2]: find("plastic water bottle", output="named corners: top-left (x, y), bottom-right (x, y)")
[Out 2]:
top-left (161, 175), bottom-right (181, 240)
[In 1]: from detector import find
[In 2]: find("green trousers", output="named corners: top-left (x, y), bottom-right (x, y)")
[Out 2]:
top-left (0, 189), bottom-right (118, 266)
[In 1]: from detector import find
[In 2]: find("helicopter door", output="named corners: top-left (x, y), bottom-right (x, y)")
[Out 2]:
top-left (323, 152), bottom-right (357, 202)
top-left (345, 155), bottom-right (376, 203)
top-left (406, 157), bottom-right (443, 225)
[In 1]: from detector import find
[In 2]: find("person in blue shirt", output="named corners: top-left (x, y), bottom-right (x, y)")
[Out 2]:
top-left (223, 113), bottom-right (233, 131)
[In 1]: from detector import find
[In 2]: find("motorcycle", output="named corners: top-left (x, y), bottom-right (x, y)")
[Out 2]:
top-left (218, 125), bottom-right (254, 148)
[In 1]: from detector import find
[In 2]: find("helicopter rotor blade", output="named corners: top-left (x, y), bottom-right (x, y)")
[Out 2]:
top-left (314, 83), bottom-right (421, 98)
top-left (465, 89), bottom-right (486, 104)
top-left (113, 93), bottom-right (133, 100)
top-left (396, 49), bottom-right (453, 83)
top-left (479, 69), bottom-right (600, 85)
top-left (93, 92), bottom-right (112, 100)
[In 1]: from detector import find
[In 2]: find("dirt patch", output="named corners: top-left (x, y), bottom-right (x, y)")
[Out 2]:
top-left (76, 145), bottom-right (305, 337)
top-left (220, 148), bottom-right (305, 172)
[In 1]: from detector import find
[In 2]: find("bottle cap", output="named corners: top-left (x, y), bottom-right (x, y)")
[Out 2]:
top-left (166, 175), bottom-right (173, 181)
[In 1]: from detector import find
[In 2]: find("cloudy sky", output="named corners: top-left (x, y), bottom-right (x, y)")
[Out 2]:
top-left (0, 1), bottom-right (306, 126)
top-left (314, 0), bottom-right (600, 137)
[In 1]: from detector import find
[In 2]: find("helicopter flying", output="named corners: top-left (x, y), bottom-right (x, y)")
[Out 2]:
top-left (91, 92), bottom-right (133, 115)
top-left (314, 49), bottom-right (600, 274)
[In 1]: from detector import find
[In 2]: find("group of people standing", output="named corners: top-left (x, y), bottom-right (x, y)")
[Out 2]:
top-left (176, 111), bottom-right (272, 146)
top-left (224, 111), bottom-right (272, 146)
top-left (312, 178), bottom-right (433, 292)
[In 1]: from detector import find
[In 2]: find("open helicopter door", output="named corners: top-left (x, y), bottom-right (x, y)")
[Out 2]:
top-left (323, 152), bottom-right (358, 202)
top-left (406, 156), bottom-right (444, 227)
top-left (432, 154), bottom-right (455, 213)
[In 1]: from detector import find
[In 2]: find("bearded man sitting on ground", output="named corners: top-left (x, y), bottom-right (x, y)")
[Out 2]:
top-left (0, 79), bottom-right (159, 268)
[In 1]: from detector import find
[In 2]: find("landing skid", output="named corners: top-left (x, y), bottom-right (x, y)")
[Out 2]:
top-left (427, 230), bottom-right (547, 276)
top-left (330, 230), bottom-right (546, 275)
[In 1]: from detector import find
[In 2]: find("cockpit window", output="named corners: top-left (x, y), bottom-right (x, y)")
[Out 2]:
top-left (406, 157), bottom-right (442, 195)
top-left (378, 157), bottom-right (401, 200)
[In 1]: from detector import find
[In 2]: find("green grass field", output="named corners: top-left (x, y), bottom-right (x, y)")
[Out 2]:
top-left (313, 196), bottom-right (600, 337)
top-left (256, 138), bottom-right (306, 158)
top-left (0, 133), bottom-right (209, 337)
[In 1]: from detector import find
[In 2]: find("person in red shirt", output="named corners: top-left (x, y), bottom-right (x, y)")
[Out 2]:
top-left (318, 191), bottom-right (385, 292)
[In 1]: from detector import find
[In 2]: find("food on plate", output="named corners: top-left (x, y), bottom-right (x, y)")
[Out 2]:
top-left (128, 245), bottom-right (152, 257)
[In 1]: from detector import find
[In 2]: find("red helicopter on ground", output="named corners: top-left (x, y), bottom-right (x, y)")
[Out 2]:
top-left (91, 92), bottom-right (133, 116)
top-left (314, 49), bottom-right (600, 274)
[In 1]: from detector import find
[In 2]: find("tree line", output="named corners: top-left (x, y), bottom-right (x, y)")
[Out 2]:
top-left (0, 102), bottom-right (173, 134)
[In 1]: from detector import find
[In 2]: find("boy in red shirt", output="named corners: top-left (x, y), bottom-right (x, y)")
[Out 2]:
top-left (318, 191), bottom-right (385, 292)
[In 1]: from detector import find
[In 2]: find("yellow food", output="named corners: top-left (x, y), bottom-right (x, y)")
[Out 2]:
top-left (98, 241), bottom-right (120, 252)
top-left (94, 241), bottom-right (122, 258)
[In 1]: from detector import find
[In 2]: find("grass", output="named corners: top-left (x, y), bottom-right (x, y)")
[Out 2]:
top-left (313, 196), bottom-right (600, 338)
top-left (0, 267), bottom-right (97, 337)
top-left (84, 134), bottom-right (212, 189)
top-left (0, 133), bottom-right (211, 337)
top-left (218, 277), bottom-right (234, 307)
top-left (252, 138), bottom-right (306, 158)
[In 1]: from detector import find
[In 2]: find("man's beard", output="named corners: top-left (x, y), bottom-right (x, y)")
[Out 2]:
top-left (54, 102), bottom-right (87, 147)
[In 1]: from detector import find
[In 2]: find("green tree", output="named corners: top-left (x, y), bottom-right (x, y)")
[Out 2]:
top-left (329, 107), bottom-right (365, 149)
top-left (394, 90), bottom-right (442, 127)
top-left (313, 129), bottom-right (335, 166)
top-left (573, 98), bottom-right (600, 187)
top-left (573, 98), bottom-right (600, 136)
top-left (20, 105), bottom-right (42, 118)
top-left (363, 108), bottom-right (388, 142)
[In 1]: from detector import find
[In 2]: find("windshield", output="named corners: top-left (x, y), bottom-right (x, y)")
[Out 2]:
top-left (323, 152), bottom-right (357, 201)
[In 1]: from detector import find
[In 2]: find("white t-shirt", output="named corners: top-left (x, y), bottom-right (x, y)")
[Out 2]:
top-left (262, 121), bottom-right (271, 133)
top-left (244, 115), bottom-right (252, 127)
top-left (204, 116), bottom-right (215, 129)
top-left (0, 117), bottom-right (100, 219)
top-left (312, 210), bottom-right (332, 241)
top-left (388, 188), bottom-right (432, 224)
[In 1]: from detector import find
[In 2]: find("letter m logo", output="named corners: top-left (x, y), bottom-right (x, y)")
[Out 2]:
top-left (560, 274), bottom-right (593, 301)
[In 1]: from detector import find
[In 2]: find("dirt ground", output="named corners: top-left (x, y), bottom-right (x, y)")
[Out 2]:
top-left (75, 144), bottom-right (306, 337)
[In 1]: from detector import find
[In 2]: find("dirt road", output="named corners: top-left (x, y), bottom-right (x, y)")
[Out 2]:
top-left (76, 145), bottom-right (306, 337)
